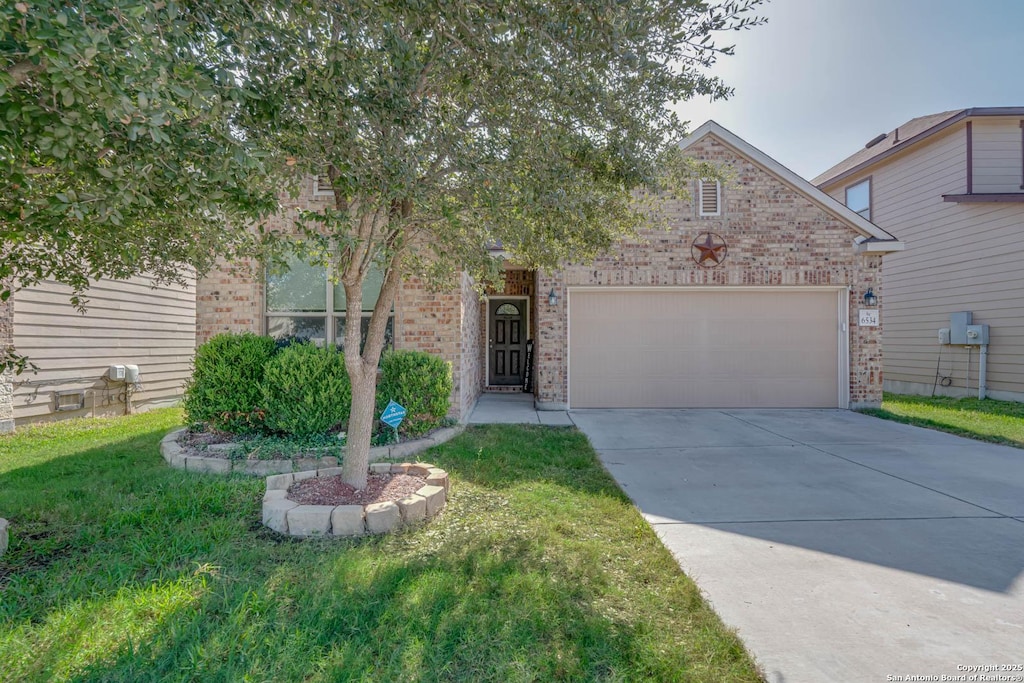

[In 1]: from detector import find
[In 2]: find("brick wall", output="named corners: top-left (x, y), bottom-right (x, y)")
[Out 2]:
top-left (534, 133), bottom-right (885, 409)
top-left (0, 288), bottom-right (13, 433)
top-left (459, 273), bottom-right (482, 416)
top-left (395, 274), bottom-right (463, 418)
top-left (196, 256), bottom-right (264, 345)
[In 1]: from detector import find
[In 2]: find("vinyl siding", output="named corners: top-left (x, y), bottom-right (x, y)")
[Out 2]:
top-left (822, 120), bottom-right (1024, 398)
top-left (972, 118), bottom-right (1024, 194)
top-left (12, 275), bottom-right (195, 423)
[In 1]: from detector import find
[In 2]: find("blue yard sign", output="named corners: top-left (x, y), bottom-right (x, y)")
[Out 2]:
top-left (380, 400), bottom-right (407, 430)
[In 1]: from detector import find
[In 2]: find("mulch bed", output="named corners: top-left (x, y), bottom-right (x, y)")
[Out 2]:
top-left (179, 430), bottom-right (236, 448)
top-left (287, 472), bottom-right (427, 506)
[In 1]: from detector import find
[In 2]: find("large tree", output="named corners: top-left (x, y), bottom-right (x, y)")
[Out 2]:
top-left (1, 1), bottom-right (277, 306)
top-left (232, 0), bottom-right (765, 487)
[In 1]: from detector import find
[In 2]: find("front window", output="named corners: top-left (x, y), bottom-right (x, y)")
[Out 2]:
top-left (845, 178), bottom-right (871, 220)
top-left (266, 253), bottom-right (393, 352)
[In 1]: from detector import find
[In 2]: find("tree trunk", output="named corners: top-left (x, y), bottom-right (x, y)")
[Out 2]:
top-left (341, 364), bottom-right (376, 490)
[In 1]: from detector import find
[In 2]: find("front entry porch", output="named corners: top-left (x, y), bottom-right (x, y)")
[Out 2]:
top-left (482, 268), bottom-right (537, 393)
top-left (468, 393), bottom-right (573, 425)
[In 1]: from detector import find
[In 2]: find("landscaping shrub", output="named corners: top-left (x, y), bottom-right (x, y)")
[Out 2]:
top-left (262, 342), bottom-right (352, 437)
top-left (376, 350), bottom-right (452, 437)
top-left (183, 333), bottom-right (277, 433)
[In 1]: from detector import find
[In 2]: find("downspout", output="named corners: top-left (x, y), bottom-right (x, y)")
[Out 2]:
top-left (978, 344), bottom-right (988, 400)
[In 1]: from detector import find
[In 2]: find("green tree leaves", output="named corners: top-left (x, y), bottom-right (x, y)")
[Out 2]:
top-left (1, 1), bottom-right (279, 300)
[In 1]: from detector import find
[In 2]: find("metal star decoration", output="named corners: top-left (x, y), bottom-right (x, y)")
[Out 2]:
top-left (691, 232), bottom-right (728, 267)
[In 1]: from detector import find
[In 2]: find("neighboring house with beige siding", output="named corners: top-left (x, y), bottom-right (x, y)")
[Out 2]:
top-left (814, 107), bottom-right (1024, 400)
top-left (2, 275), bottom-right (196, 427)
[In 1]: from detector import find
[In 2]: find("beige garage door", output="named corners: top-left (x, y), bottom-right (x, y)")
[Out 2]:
top-left (569, 289), bottom-right (842, 408)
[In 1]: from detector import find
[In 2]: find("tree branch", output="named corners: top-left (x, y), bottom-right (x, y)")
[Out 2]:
top-left (7, 59), bottom-right (45, 87)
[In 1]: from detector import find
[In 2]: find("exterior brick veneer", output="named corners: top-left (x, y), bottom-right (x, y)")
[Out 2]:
top-left (196, 131), bottom-right (888, 415)
top-left (534, 133), bottom-right (884, 409)
top-left (261, 462), bottom-right (449, 537)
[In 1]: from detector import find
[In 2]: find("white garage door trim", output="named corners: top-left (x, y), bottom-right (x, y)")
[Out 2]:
top-left (566, 286), bottom-right (850, 409)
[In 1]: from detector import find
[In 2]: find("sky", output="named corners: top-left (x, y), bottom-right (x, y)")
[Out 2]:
top-left (675, 0), bottom-right (1024, 180)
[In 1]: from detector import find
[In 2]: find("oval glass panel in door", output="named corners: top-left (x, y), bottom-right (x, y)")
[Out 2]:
top-left (495, 303), bottom-right (520, 316)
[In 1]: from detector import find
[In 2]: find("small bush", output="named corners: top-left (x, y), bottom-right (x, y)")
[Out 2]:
top-left (183, 333), bottom-right (277, 433)
top-left (376, 350), bottom-right (452, 437)
top-left (262, 343), bottom-right (352, 437)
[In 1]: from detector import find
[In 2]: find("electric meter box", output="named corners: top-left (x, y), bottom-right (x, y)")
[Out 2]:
top-left (965, 325), bottom-right (989, 345)
top-left (108, 365), bottom-right (126, 381)
top-left (124, 365), bottom-right (140, 383)
top-left (938, 328), bottom-right (951, 345)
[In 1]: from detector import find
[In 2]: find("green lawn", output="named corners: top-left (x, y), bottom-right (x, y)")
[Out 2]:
top-left (861, 392), bottom-right (1024, 447)
top-left (0, 410), bottom-right (759, 682)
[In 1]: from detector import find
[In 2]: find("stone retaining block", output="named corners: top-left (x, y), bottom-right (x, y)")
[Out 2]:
top-left (263, 499), bottom-right (298, 534)
top-left (266, 473), bottom-right (294, 490)
top-left (286, 505), bottom-right (334, 537)
top-left (262, 464), bottom-right (450, 538)
top-left (365, 501), bottom-right (401, 534)
top-left (425, 469), bottom-right (449, 493)
top-left (397, 494), bottom-right (427, 524)
top-left (406, 463), bottom-right (433, 477)
top-left (331, 506), bottom-right (366, 537)
top-left (186, 456), bottom-right (232, 475)
top-left (160, 425), bottom-right (465, 477)
top-left (418, 485), bottom-right (446, 518)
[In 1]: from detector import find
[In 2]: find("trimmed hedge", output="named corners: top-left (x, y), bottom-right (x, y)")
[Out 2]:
top-left (183, 333), bottom-right (277, 434)
top-left (376, 350), bottom-right (453, 437)
top-left (185, 335), bottom-right (452, 439)
top-left (261, 343), bottom-right (352, 438)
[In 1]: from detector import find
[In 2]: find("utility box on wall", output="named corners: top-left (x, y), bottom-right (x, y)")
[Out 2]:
top-left (965, 324), bottom-right (990, 345)
top-left (949, 311), bottom-right (972, 345)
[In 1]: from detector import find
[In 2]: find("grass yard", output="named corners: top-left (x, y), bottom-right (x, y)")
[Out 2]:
top-left (861, 392), bottom-right (1024, 447)
top-left (0, 409), bottom-right (759, 682)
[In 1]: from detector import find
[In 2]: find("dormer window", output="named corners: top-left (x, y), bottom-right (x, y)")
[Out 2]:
top-left (698, 180), bottom-right (721, 216)
top-left (845, 178), bottom-right (871, 220)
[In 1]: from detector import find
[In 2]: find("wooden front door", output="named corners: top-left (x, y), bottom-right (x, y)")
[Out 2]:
top-left (489, 299), bottom-right (526, 386)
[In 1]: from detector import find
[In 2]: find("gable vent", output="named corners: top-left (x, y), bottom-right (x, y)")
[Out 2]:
top-left (698, 180), bottom-right (721, 216)
top-left (313, 172), bottom-right (334, 196)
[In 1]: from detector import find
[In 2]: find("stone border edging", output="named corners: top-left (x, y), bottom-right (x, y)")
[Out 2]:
top-left (159, 425), bottom-right (465, 476)
top-left (0, 517), bottom-right (8, 557)
top-left (262, 462), bottom-right (449, 537)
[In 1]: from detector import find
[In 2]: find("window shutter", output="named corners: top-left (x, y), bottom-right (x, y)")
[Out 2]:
top-left (699, 180), bottom-right (720, 216)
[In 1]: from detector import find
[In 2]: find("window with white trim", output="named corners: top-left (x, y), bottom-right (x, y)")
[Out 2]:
top-left (845, 178), bottom-right (871, 220)
top-left (265, 253), bottom-right (394, 352)
top-left (698, 179), bottom-right (721, 216)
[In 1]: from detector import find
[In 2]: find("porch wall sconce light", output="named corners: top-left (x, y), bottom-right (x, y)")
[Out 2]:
top-left (863, 287), bottom-right (877, 307)
top-left (548, 288), bottom-right (559, 306)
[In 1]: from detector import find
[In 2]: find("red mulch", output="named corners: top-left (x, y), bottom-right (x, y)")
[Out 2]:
top-left (287, 472), bottom-right (427, 506)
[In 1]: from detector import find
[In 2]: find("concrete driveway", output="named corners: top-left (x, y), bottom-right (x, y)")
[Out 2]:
top-left (570, 409), bottom-right (1024, 683)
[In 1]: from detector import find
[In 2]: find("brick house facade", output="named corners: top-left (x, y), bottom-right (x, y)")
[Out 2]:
top-left (196, 122), bottom-right (903, 418)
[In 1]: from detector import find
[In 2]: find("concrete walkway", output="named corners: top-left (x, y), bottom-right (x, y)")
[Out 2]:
top-left (571, 408), bottom-right (1024, 683)
top-left (468, 392), bottom-right (574, 425)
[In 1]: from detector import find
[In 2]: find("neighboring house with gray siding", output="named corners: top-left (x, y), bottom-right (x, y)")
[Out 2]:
top-left (2, 275), bottom-right (196, 427)
top-left (815, 107), bottom-right (1024, 400)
